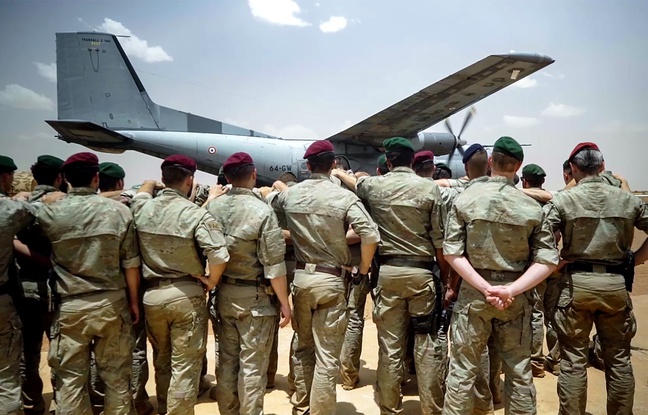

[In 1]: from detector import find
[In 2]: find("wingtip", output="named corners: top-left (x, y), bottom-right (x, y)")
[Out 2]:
top-left (493, 52), bottom-right (555, 65)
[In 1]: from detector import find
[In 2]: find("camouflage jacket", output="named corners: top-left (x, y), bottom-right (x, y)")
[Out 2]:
top-left (356, 167), bottom-right (445, 257)
top-left (544, 176), bottom-right (648, 264)
top-left (439, 176), bottom-right (488, 215)
top-left (37, 187), bottom-right (141, 298)
top-left (131, 188), bottom-right (229, 281)
top-left (444, 176), bottom-right (559, 271)
top-left (0, 192), bottom-right (37, 287)
top-left (207, 187), bottom-right (286, 281)
top-left (271, 173), bottom-right (379, 268)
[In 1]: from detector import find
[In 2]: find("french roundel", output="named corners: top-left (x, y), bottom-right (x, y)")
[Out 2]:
top-left (208, 146), bottom-right (217, 154)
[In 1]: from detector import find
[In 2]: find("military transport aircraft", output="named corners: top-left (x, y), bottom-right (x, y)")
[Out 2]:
top-left (46, 32), bottom-right (554, 184)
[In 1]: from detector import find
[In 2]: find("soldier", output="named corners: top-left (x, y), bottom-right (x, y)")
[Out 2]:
top-left (562, 160), bottom-right (573, 185)
top-left (544, 142), bottom-right (648, 415)
top-left (91, 161), bottom-right (156, 415)
top-left (131, 154), bottom-right (229, 415)
top-left (433, 163), bottom-right (452, 179)
top-left (442, 137), bottom-right (559, 415)
top-left (12, 155), bottom-right (64, 414)
top-left (36, 152), bottom-right (141, 415)
top-left (207, 152), bottom-right (291, 415)
top-left (1, 155), bottom-right (38, 415)
top-left (377, 154), bottom-right (389, 176)
top-left (356, 137), bottom-right (449, 415)
top-left (413, 150), bottom-right (436, 178)
top-left (271, 140), bottom-right (379, 415)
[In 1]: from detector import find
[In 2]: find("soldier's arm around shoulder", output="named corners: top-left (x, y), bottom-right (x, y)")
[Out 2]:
top-left (429, 184), bottom-right (446, 249)
top-left (257, 209), bottom-right (287, 279)
top-left (442, 201), bottom-right (466, 258)
top-left (529, 208), bottom-right (560, 267)
top-left (195, 211), bottom-right (230, 266)
top-left (345, 194), bottom-right (380, 245)
top-left (119, 207), bottom-right (141, 270)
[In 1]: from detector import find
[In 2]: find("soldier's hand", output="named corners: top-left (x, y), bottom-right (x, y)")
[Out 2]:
top-left (41, 191), bottom-right (66, 204)
top-left (279, 303), bottom-right (292, 328)
top-left (12, 191), bottom-right (31, 202)
top-left (272, 181), bottom-right (288, 192)
top-left (130, 302), bottom-right (140, 325)
top-left (444, 287), bottom-right (457, 309)
top-left (209, 184), bottom-right (229, 199)
top-left (258, 186), bottom-right (274, 199)
top-left (486, 286), bottom-right (514, 310)
top-left (198, 275), bottom-right (218, 292)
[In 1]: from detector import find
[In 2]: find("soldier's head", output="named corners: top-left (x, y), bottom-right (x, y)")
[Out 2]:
top-left (31, 155), bottom-right (65, 190)
top-left (376, 154), bottom-right (389, 176)
top-left (223, 152), bottom-right (257, 188)
top-left (99, 162), bottom-right (126, 192)
top-left (462, 144), bottom-right (488, 180)
top-left (61, 152), bottom-right (100, 190)
top-left (562, 159), bottom-right (573, 185)
top-left (161, 154), bottom-right (197, 196)
top-left (0, 155), bottom-right (18, 194)
top-left (490, 136), bottom-right (524, 177)
top-left (433, 163), bottom-right (452, 179)
top-left (277, 172), bottom-right (297, 184)
top-left (521, 163), bottom-right (546, 189)
top-left (304, 140), bottom-right (336, 174)
top-left (383, 137), bottom-right (415, 171)
top-left (413, 151), bottom-right (435, 178)
top-left (568, 142), bottom-right (603, 182)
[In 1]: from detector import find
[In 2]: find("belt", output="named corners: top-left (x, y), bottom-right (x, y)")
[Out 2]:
top-left (295, 262), bottom-right (342, 277)
top-left (380, 255), bottom-right (435, 271)
top-left (568, 262), bottom-right (624, 275)
top-left (475, 269), bottom-right (521, 282)
top-left (146, 275), bottom-right (200, 288)
top-left (221, 275), bottom-right (270, 287)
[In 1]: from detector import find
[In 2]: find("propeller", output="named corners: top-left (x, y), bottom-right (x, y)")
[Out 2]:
top-left (444, 107), bottom-right (476, 164)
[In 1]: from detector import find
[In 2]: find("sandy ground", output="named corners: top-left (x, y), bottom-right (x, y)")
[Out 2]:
top-left (37, 233), bottom-right (648, 414)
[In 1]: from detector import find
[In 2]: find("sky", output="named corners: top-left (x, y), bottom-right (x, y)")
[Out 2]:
top-left (0, 0), bottom-right (647, 190)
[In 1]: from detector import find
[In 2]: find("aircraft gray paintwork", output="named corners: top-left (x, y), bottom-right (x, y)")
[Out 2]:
top-left (46, 32), bottom-right (554, 185)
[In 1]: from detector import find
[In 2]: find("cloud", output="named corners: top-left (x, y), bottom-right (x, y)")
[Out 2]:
top-left (319, 16), bottom-right (348, 33)
top-left (541, 102), bottom-right (586, 117)
top-left (248, 0), bottom-right (311, 27)
top-left (0, 84), bottom-right (54, 110)
top-left (262, 124), bottom-right (318, 139)
top-left (503, 115), bottom-right (539, 128)
top-left (315, 2), bottom-right (320, 6)
top-left (96, 18), bottom-right (173, 63)
top-left (34, 62), bottom-right (57, 82)
top-left (541, 72), bottom-right (565, 80)
top-left (513, 77), bottom-right (537, 89)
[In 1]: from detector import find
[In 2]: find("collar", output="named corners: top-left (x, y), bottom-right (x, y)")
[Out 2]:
top-left (577, 176), bottom-right (604, 185)
top-left (69, 187), bottom-right (97, 196)
top-left (34, 184), bottom-right (58, 193)
top-left (391, 166), bottom-right (415, 174)
top-left (489, 176), bottom-right (515, 185)
top-left (161, 187), bottom-right (188, 199)
top-left (230, 187), bottom-right (255, 196)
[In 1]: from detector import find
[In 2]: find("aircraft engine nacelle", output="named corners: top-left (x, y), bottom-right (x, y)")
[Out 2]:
top-left (410, 132), bottom-right (457, 156)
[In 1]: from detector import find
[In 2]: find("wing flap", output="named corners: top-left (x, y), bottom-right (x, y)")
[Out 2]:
top-left (326, 53), bottom-right (554, 147)
top-left (46, 120), bottom-right (132, 148)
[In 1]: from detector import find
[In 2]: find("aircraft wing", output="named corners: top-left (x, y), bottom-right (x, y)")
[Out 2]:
top-left (326, 53), bottom-right (554, 147)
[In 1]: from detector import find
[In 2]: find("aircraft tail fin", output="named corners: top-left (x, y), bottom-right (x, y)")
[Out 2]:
top-left (55, 32), bottom-right (275, 137)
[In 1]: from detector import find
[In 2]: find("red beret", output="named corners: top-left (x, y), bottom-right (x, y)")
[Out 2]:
top-left (222, 152), bottom-right (254, 173)
top-left (61, 152), bottom-right (99, 171)
top-left (413, 150), bottom-right (435, 167)
top-left (569, 142), bottom-right (600, 161)
top-left (161, 154), bottom-right (197, 172)
top-left (304, 140), bottom-right (334, 159)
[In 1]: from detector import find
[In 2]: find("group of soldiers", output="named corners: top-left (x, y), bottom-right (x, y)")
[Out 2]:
top-left (0, 134), bottom-right (646, 415)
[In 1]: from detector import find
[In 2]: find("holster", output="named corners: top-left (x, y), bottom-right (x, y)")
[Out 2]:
top-left (623, 250), bottom-right (636, 292)
top-left (370, 254), bottom-right (380, 290)
top-left (411, 313), bottom-right (437, 335)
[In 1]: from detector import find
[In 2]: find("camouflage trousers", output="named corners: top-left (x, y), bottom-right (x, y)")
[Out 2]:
top-left (470, 345), bottom-right (495, 415)
top-left (216, 284), bottom-right (277, 415)
top-left (373, 265), bottom-right (447, 415)
top-left (145, 294), bottom-right (207, 415)
top-left (554, 272), bottom-right (636, 415)
top-left (268, 264), bottom-right (295, 388)
top-left (443, 274), bottom-right (535, 415)
top-left (49, 292), bottom-right (135, 415)
top-left (530, 274), bottom-right (561, 372)
top-left (290, 270), bottom-right (349, 415)
top-left (18, 296), bottom-right (53, 414)
top-left (340, 276), bottom-right (371, 389)
top-left (0, 294), bottom-right (23, 415)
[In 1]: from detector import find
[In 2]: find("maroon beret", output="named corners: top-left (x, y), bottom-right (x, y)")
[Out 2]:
top-left (61, 152), bottom-right (99, 171)
top-left (569, 142), bottom-right (600, 161)
top-left (222, 152), bottom-right (254, 173)
top-left (161, 154), bottom-right (197, 172)
top-left (413, 150), bottom-right (435, 167)
top-left (304, 140), bottom-right (334, 159)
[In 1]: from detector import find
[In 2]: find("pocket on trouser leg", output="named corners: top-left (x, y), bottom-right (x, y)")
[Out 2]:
top-left (624, 297), bottom-right (638, 341)
top-left (321, 301), bottom-right (348, 336)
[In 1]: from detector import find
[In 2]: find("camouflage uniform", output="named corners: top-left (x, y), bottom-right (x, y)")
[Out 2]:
top-left (357, 166), bottom-right (448, 415)
top-left (38, 187), bottom-right (141, 415)
top-left (442, 176), bottom-right (559, 415)
top-left (0, 193), bottom-right (37, 415)
top-left (10, 171), bottom-right (36, 197)
top-left (207, 187), bottom-right (286, 415)
top-left (131, 188), bottom-right (229, 414)
top-left (271, 173), bottom-right (379, 415)
top-left (15, 185), bottom-right (58, 413)
top-left (545, 176), bottom-right (648, 415)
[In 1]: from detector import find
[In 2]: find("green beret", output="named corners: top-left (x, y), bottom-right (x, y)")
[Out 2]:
top-left (0, 155), bottom-right (17, 171)
top-left (522, 163), bottom-right (546, 178)
top-left (493, 136), bottom-right (524, 162)
top-left (99, 162), bottom-right (126, 179)
top-left (383, 137), bottom-right (414, 152)
top-left (435, 163), bottom-right (451, 172)
top-left (37, 155), bottom-right (64, 170)
top-left (377, 154), bottom-right (387, 167)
